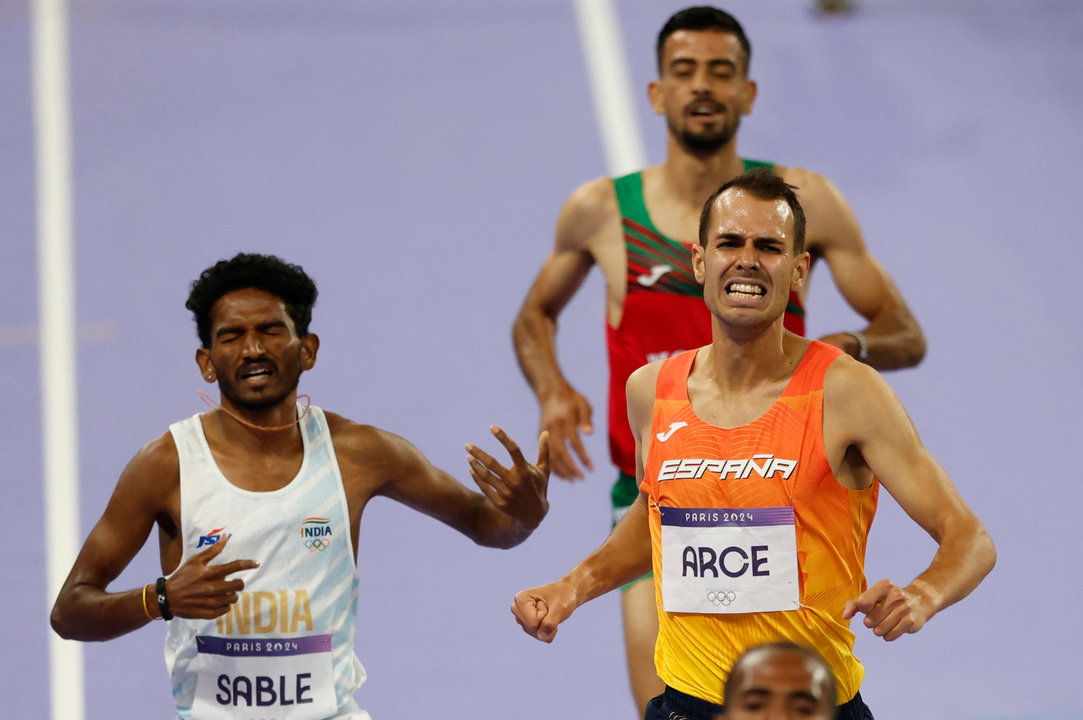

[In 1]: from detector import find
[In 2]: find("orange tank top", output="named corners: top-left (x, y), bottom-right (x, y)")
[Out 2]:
top-left (641, 341), bottom-right (878, 704)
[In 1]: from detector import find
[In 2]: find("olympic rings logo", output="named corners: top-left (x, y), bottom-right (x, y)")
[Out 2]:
top-left (706, 590), bottom-right (736, 607)
top-left (305, 538), bottom-right (331, 552)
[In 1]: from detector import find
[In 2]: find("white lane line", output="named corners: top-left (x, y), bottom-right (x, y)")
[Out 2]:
top-left (571, 0), bottom-right (647, 175)
top-left (31, 0), bottom-right (85, 717)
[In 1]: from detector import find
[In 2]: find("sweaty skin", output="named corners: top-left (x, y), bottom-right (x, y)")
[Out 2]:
top-left (512, 24), bottom-right (925, 718)
top-left (511, 189), bottom-right (991, 709)
top-left (52, 288), bottom-right (551, 642)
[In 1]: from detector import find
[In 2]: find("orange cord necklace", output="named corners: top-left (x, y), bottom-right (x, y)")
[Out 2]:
top-left (197, 390), bottom-right (311, 432)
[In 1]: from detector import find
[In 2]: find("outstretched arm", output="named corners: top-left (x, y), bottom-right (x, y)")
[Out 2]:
top-left (50, 434), bottom-right (258, 641)
top-left (825, 359), bottom-right (995, 640)
top-left (511, 360), bottom-right (659, 642)
top-left (790, 168), bottom-right (926, 370)
top-left (511, 494), bottom-right (652, 642)
top-left (348, 420), bottom-right (550, 549)
top-left (512, 178), bottom-right (618, 480)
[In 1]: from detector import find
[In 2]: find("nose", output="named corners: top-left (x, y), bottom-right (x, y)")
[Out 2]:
top-left (241, 332), bottom-right (265, 357)
top-left (692, 68), bottom-right (711, 94)
top-left (735, 244), bottom-right (760, 270)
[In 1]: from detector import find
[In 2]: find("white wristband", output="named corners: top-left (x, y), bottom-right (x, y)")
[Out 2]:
top-left (847, 331), bottom-right (869, 362)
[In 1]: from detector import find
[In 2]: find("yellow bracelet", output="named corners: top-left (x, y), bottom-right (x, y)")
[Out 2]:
top-left (141, 583), bottom-right (155, 620)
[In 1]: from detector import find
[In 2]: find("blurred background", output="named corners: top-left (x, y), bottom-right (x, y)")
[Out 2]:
top-left (3, 0), bottom-right (1080, 718)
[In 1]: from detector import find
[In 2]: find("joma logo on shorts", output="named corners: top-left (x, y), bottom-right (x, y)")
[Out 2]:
top-left (657, 455), bottom-right (797, 482)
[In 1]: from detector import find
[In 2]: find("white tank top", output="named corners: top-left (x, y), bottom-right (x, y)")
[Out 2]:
top-left (165, 404), bottom-right (369, 719)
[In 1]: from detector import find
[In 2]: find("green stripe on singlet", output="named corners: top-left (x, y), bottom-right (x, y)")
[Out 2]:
top-left (613, 157), bottom-right (776, 234)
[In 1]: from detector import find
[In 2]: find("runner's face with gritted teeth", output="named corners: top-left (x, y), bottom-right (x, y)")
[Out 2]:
top-left (693, 189), bottom-right (807, 330)
top-left (650, 30), bottom-right (756, 154)
top-left (197, 288), bottom-right (311, 411)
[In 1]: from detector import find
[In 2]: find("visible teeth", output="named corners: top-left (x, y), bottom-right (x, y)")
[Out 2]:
top-left (728, 283), bottom-right (764, 296)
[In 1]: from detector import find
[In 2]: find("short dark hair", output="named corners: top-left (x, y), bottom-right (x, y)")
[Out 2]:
top-left (724, 641), bottom-right (837, 709)
top-left (186, 253), bottom-right (318, 348)
top-left (698, 168), bottom-right (806, 254)
top-left (657, 6), bottom-right (752, 74)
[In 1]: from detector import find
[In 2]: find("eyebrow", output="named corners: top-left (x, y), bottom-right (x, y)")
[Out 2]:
top-left (669, 57), bottom-right (738, 69)
top-left (213, 320), bottom-right (288, 338)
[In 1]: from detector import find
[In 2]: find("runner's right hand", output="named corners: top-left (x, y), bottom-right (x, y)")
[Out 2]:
top-left (163, 536), bottom-right (259, 619)
top-left (539, 385), bottom-right (594, 481)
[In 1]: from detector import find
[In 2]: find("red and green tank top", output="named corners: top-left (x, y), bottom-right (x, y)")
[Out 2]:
top-left (605, 161), bottom-right (807, 477)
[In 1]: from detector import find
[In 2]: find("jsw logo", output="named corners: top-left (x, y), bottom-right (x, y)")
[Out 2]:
top-left (197, 527), bottom-right (230, 547)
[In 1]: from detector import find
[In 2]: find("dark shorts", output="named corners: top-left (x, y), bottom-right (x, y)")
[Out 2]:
top-left (644, 685), bottom-right (874, 720)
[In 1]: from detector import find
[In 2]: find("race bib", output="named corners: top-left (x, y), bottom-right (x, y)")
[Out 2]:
top-left (191, 635), bottom-right (337, 720)
top-left (659, 506), bottom-right (800, 614)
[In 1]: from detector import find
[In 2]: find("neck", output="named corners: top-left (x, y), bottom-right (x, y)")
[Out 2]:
top-left (660, 134), bottom-right (745, 201)
top-left (199, 391), bottom-right (311, 437)
top-left (704, 318), bottom-right (793, 391)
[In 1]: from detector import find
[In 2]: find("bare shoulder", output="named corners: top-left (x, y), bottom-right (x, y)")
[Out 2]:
top-left (323, 411), bottom-right (409, 465)
top-left (627, 359), bottom-right (663, 396)
top-left (125, 430), bottom-right (180, 483)
top-left (108, 430), bottom-right (180, 516)
top-left (555, 176), bottom-right (621, 253)
top-left (823, 354), bottom-right (903, 439)
top-left (776, 165), bottom-right (861, 253)
top-left (626, 359), bottom-right (664, 421)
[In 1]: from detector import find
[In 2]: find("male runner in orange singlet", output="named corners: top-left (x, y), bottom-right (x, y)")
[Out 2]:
top-left (512, 171), bottom-right (993, 719)
top-left (512, 7), bottom-right (925, 714)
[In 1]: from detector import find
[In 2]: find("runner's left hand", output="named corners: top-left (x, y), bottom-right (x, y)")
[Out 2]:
top-left (843, 578), bottom-right (931, 641)
top-left (466, 427), bottom-right (550, 530)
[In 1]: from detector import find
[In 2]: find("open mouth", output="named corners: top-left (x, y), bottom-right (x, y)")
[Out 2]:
top-left (688, 100), bottom-right (724, 119)
top-left (725, 281), bottom-right (766, 300)
top-left (239, 363), bottom-right (275, 383)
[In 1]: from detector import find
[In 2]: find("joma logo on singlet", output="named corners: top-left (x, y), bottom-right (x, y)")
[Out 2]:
top-left (657, 455), bottom-right (797, 482)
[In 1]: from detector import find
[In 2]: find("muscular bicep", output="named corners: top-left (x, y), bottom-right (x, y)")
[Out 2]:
top-left (369, 431), bottom-right (484, 535)
top-left (826, 362), bottom-right (969, 542)
top-left (521, 249), bottom-right (595, 320)
top-left (626, 363), bottom-right (661, 485)
top-left (799, 172), bottom-right (893, 320)
top-left (520, 178), bottom-right (617, 318)
top-left (60, 435), bottom-right (177, 592)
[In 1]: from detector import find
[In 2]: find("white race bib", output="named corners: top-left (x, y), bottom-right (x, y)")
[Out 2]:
top-left (660, 506), bottom-right (800, 614)
top-left (191, 635), bottom-right (337, 720)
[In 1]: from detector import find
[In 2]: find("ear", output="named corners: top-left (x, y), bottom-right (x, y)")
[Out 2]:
top-left (647, 80), bottom-right (665, 115)
top-left (691, 242), bottom-right (707, 284)
top-left (740, 78), bottom-right (758, 115)
top-left (195, 347), bottom-right (216, 383)
top-left (791, 251), bottom-right (811, 291)
top-left (300, 333), bottom-right (320, 371)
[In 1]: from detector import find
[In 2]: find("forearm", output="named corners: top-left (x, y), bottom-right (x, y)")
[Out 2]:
top-left (51, 581), bottom-right (158, 641)
top-left (464, 497), bottom-right (540, 550)
top-left (512, 306), bottom-right (570, 399)
top-left (560, 500), bottom-right (653, 605)
top-left (909, 518), bottom-right (996, 619)
top-left (858, 308), bottom-right (927, 370)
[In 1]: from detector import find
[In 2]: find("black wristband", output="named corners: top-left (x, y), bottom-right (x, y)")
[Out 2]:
top-left (155, 576), bottom-right (173, 621)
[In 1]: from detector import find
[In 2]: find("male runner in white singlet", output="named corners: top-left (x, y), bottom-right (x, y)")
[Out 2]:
top-left (52, 253), bottom-right (550, 719)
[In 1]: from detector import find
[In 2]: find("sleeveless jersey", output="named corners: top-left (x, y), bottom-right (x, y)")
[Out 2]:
top-left (605, 163), bottom-right (807, 477)
top-left (641, 342), bottom-right (877, 705)
top-left (166, 404), bottom-right (369, 719)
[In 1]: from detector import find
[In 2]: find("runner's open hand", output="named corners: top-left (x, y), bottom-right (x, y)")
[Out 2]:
top-left (466, 427), bottom-right (550, 530)
top-left (540, 385), bottom-right (593, 481)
